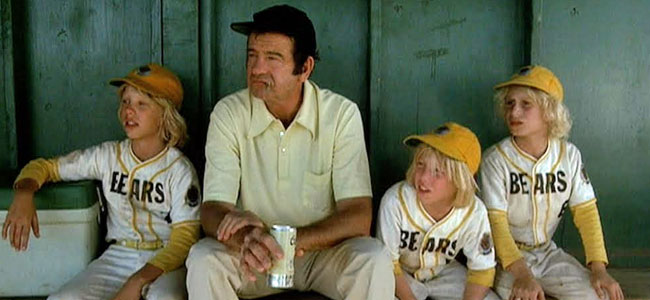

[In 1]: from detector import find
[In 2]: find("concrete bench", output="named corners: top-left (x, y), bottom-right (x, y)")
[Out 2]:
top-left (1, 178), bottom-right (647, 299)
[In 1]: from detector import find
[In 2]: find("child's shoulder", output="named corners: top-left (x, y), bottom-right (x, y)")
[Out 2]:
top-left (165, 147), bottom-right (197, 171)
top-left (470, 195), bottom-right (489, 215)
top-left (482, 137), bottom-right (512, 161)
top-left (554, 139), bottom-right (584, 162)
top-left (453, 196), bottom-right (490, 229)
top-left (560, 139), bottom-right (580, 152)
top-left (85, 139), bottom-right (123, 154)
top-left (380, 180), bottom-right (413, 208)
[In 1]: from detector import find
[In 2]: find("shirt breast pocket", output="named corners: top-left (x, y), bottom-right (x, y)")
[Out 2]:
top-left (302, 170), bottom-right (333, 212)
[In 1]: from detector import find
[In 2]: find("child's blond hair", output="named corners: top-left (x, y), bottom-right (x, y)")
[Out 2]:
top-left (495, 86), bottom-right (572, 139)
top-left (118, 85), bottom-right (188, 148)
top-left (405, 144), bottom-right (477, 208)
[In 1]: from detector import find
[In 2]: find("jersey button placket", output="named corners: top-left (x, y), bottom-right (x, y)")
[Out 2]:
top-left (530, 164), bottom-right (540, 245)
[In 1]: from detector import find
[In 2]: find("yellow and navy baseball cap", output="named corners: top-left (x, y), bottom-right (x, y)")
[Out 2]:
top-left (494, 65), bottom-right (564, 102)
top-left (403, 122), bottom-right (481, 175)
top-left (109, 63), bottom-right (184, 109)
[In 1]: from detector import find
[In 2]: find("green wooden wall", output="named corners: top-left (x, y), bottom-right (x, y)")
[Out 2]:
top-left (8, 0), bottom-right (200, 163)
top-left (0, 0), bottom-right (16, 171)
top-left (369, 0), bottom-right (527, 202)
top-left (0, 0), bottom-right (648, 267)
top-left (531, 0), bottom-right (650, 267)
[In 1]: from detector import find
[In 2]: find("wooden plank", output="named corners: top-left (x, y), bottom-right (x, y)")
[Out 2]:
top-left (609, 269), bottom-right (650, 300)
top-left (533, 0), bottom-right (650, 267)
top-left (370, 0), bottom-right (526, 196)
top-left (0, 0), bottom-right (17, 170)
top-left (369, 0), bottom-right (382, 203)
top-left (161, 0), bottom-right (201, 167)
top-left (15, 0), bottom-right (160, 159)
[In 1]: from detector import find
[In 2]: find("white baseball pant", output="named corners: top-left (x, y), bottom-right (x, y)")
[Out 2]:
top-left (47, 244), bottom-right (187, 300)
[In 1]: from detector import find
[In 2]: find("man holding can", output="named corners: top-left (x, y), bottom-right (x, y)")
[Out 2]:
top-left (186, 4), bottom-right (393, 300)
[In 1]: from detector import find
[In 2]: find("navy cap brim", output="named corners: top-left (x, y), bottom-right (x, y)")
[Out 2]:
top-left (231, 22), bottom-right (254, 35)
top-left (109, 78), bottom-right (126, 86)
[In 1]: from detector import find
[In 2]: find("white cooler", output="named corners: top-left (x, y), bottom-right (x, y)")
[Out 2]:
top-left (0, 180), bottom-right (100, 297)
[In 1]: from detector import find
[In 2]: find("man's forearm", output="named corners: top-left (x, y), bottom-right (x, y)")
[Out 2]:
top-left (200, 201), bottom-right (231, 239)
top-left (296, 197), bottom-right (372, 252)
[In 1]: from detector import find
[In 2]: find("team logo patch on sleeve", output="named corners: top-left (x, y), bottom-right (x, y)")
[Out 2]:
top-left (480, 233), bottom-right (493, 255)
top-left (186, 185), bottom-right (201, 207)
top-left (580, 164), bottom-right (591, 184)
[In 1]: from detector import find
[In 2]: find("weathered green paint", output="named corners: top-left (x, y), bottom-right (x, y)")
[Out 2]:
top-left (0, 0), bottom-right (17, 171)
top-left (211, 0), bottom-right (369, 121)
top-left (533, 0), bottom-right (650, 268)
top-left (12, 0), bottom-right (163, 160)
top-left (369, 0), bottom-right (527, 198)
top-left (161, 0), bottom-right (202, 167)
top-left (199, 0), bottom-right (218, 170)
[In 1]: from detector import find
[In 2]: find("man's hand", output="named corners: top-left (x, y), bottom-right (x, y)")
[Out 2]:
top-left (590, 262), bottom-right (624, 300)
top-left (217, 210), bottom-right (264, 242)
top-left (239, 226), bottom-right (284, 281)
top-left (2, 188), bottom-right (40, 251)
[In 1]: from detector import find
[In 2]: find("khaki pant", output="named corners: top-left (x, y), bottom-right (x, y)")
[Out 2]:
top-left (402, 261), bottom-right (500, 300)
top-left (494, 242), bottom-right (603, 300)
top-left (48, 245), bottom-right (187, 300)
top-left (186, 236), bottom-right (394, 300)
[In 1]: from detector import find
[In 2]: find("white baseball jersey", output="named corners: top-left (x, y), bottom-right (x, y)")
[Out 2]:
top-left (56, 139), bottom-right (201, 244)
top-left (377, 181), bottom-right (495, 282)
top-left (480, 137), bottom-right (596, 248)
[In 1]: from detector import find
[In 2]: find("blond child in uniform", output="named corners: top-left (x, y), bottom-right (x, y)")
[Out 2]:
top-left (377, 122), bottom-right (500, 300)
top-left (480, 65), bottom-right (624, 300)
top-left (2, 63), bottom-right (201, 300)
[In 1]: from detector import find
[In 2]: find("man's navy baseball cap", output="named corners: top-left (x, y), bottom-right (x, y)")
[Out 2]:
top-left (230, 5), bottom-right (318, 59)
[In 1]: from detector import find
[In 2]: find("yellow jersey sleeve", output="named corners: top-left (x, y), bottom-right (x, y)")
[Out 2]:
top-left (487, 210), bottom-right (523, 268)
top-left (148, 222), bottom-right (201, 272)
top-left (14, 158), bottom-right (61, 189)
top-left (392, 260), bottom-right (403, 276)
top-left (571, 200), bottom-right (608, 265)
top-left (466, 267), bottom-right (496, 287)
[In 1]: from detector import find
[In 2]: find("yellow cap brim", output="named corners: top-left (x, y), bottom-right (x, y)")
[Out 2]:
top-left (403, 135), bottom-right (465, 165)
top-left (493, 74), bottom-right (563, 102)
top-left (109, 77), bottom-right (161, 97)
top-left (494, 77), bottom-right (547, 93)
top-left (109, 77), bottom-right (181, 108)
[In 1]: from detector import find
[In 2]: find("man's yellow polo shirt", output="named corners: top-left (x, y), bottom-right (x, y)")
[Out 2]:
top-left (204, 81), bottom-right (372, 227)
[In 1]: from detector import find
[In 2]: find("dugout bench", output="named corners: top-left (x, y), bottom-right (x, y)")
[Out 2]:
top-left (0, 179), bottom-right (647, 299)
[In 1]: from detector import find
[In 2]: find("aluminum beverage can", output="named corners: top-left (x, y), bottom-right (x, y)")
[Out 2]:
top-left (267, 225), bottom-right (296, 288)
